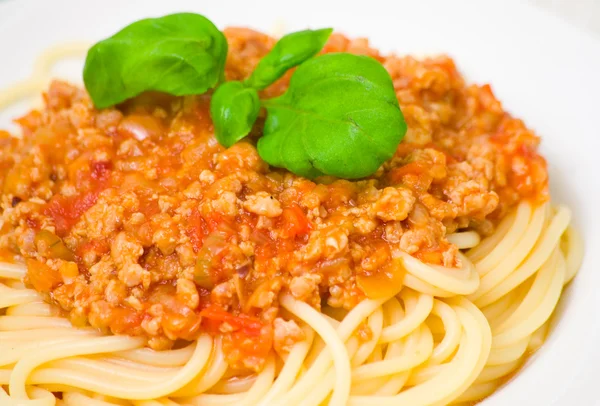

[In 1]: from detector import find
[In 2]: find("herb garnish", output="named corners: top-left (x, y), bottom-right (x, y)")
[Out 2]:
top-left (258, 53), bottom-right (406, 179)
top-left (84, 13), bottom-right (407, 179)
top-left (84, 13), bottom-right (227, 109)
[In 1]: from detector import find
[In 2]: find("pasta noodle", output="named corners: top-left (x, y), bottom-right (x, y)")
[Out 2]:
top-left (0, 200), bottom-right (582, 405)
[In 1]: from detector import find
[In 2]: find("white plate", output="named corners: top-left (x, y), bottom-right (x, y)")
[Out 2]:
top-left (1, 0), bottom-right (599, 404)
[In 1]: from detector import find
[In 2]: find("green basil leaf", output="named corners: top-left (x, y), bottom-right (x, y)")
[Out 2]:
top-left (211, 81), bottom-right (260, 148)
top-left (245, 28), bottom-right (332, 90)
top-left (83, 13), bottom-right (228, 108)
top-left (258, 53), bottom-right (406, 179)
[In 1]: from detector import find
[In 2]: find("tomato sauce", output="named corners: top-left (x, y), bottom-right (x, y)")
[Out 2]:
top-left (0, 29), bottom-right (549, 370)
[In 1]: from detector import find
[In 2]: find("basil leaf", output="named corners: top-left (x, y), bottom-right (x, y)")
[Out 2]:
top-left (211, 81), bottom-right (260, 148)
top-left (245, 28), bottom-right (332, 90)
top-left (83, 13), bottom-right (228, 108)
top-left (258, 53), bottom-right (406, 179)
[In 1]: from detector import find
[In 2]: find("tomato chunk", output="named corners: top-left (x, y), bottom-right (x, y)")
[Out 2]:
top-left (186, 208), bottom-right (208, 252)
top-left (200, 305), bottom-right (264, 337)
top-left (45, 191), bottom-right (100, 236)
top-left (281, 204), bottom-right (310, 238)
top-left (44, 161), bottom-right (112, 236)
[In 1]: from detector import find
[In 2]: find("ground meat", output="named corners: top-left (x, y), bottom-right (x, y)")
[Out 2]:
top-left (289, 273), bottom-right (322, 303)
top-left (273, 318), bottom-right (305, 354)
top-left (0, 28), bottom-right (548, 368)
top-left (373, 187), bottom-right (416, 221)
top-left (243, 192), bottom-right (282, 217)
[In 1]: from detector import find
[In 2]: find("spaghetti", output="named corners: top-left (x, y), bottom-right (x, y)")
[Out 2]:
top-left (0, 201), bottom-right (582, 405)
top-left (0, 29), bottom-right (584, 406)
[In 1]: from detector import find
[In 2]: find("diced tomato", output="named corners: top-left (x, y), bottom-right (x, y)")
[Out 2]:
top-left (186, 208), bottom-right (208, 252)
top-left (45, 192), bottom-right (97, 236)
top-left (204, 212), bottom-right (220, 233)
top-left (280, 204), bottom-right (310, 239)
top-left (200, 305), bottom-right (264, 337)
top-left (204, 302), bottom-right (273, 363)
top-left (45, 190), bottom-right (102, 236)
top-left (225, 328), bottom-right (273, 364)
top-left (138, 195), bottom-right (160, 218)
top-left (76, 238), bottom-right (110, 259)
top-left (45, 161), bottom-right (112, 236)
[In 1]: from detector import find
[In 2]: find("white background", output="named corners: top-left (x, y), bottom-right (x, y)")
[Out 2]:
top-left (530, 0), bottom-right (600, 37)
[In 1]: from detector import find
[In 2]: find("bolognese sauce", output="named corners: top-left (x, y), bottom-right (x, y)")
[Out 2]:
top-left (0, 29), bottom-right (547, 371)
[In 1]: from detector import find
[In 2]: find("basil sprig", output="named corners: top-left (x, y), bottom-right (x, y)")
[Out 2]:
top-left (211, 28), bottom-right (335, 149)
top-left (210, 81), bottom-right (260, 148)
top-left (212, 29), bottom-right (406, 178)
top-left (259, 54), bottom-right (406, 178)
top-left (83, 13), bottom-right (407, 179)
top-left (84, 13), bottom-right (227, 108)
top-left (245, 28), bottom-right (333, 90)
